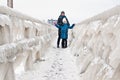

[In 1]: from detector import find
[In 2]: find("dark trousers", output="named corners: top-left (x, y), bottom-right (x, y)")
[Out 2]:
top-left (62, 39), bottom-right (67, 48)
top-left (57, 35), bottom-right (61, 47)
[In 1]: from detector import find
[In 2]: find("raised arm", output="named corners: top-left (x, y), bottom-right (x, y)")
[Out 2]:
top-left (69, 24), bottom-right (75, 29)
top-left (65, 17), bottom-right (70, 26)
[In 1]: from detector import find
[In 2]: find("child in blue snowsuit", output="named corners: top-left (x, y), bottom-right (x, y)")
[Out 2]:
top-left (55, 18), bottom-right (75, 48)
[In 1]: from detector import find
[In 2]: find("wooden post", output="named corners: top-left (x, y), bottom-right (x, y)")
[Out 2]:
top-left (7, 0), bottom-right (13, 8)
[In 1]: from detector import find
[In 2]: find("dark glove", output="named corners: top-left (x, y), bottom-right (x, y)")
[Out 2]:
top-left (55, 24), bottom-right (59, 27)
top-left (54, 23), bottom-right (57, 26)
top-left (55, 24), bottom-right (57, 26)
top-left (72, 24), bottom-right (75, 27)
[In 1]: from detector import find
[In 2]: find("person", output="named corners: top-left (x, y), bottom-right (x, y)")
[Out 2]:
top-left (55, 18), bottom-right (75, 48)
top-left (57, 11), bottom-right (70, 48)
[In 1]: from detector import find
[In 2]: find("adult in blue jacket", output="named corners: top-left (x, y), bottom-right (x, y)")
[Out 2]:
top-left (55, 18), bottom-right (75, 48)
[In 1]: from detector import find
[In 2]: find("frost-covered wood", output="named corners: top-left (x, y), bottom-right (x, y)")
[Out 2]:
top-left (7, 0), bottom-right (13, 8)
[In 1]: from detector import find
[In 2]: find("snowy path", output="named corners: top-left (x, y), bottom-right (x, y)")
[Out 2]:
top-left (16, 40), bottom-right (80, 80)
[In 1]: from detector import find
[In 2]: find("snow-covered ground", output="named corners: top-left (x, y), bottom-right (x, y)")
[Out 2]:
top-left (15, 40), bottom-right (80, 80)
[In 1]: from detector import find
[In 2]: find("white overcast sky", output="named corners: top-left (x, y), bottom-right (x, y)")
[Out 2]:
top-left (0, 0), bottom-right (120, 23)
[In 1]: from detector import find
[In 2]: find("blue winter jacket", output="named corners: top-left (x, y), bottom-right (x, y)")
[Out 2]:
top-left (55, 24), bottom-right (75, 39)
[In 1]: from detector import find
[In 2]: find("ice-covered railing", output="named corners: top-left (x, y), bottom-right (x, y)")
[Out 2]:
top-left (71, 5), bottom-right (120, 80)
top-left (0, 6), bottom-right (56, 80)
top-left (0, 6), bottom-right (44, 23)
top-left (78, 5), bottom-right (120, 25)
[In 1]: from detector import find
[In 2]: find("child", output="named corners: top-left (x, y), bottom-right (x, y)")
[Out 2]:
top-left (55, 18), bottom-right (75, 48)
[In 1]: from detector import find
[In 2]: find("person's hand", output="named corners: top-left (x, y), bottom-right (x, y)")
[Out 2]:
top-left (54, 23), bottom-right (58, 27)
top-left (54, 22), bottom-right (57, 26)
top-left (72, 24), bottom-right (75, 26)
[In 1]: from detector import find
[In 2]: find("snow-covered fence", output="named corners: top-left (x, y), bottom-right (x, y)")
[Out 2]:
top-left (0, 6), bottom-right (56, 80)
top-left (71, 5), bottom-right (120, 80)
